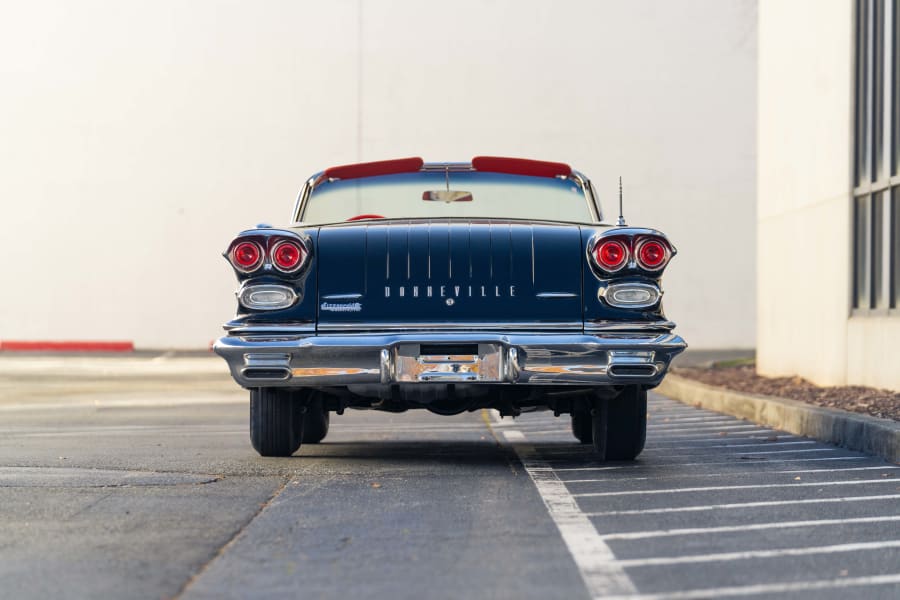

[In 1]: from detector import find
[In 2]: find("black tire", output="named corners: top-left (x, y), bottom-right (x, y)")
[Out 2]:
top-left (571, 405), bottom-right (593, 444)
top-left (591, 397), bottom-right (609, 457)
top-left (250, 388), bottom-right (305, 457)
top-left (604, 386), bottom-right (647, 460)
top-left (301, 393), bottom-right (329, 444)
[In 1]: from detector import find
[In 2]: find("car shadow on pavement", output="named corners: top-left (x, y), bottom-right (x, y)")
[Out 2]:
top-left (289, 439), bottom-right (636, 469)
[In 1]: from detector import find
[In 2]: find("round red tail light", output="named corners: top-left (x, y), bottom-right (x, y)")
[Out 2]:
top-left (594, 239), bottom-right (628, 271)
top-left (271, 240), bottom-right (305, 272)
top-left (636, 239), bottom-right (668, 270)
top-left (231, 241), bottom-right (263, 272)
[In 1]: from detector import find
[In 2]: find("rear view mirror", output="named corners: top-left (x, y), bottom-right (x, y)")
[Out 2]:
top-left (422, 190), bottom-right (473, 203)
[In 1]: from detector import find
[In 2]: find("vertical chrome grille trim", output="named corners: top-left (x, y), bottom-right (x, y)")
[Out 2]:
top-left (531, 225), bottom-right (536, 285)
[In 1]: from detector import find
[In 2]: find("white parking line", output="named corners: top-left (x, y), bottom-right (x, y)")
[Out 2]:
top-left (652, 430), bottom-right (786, 439)
top-left (574, 478), bottom-right (897, 498)
top-left (502, 430), bottom-right (526, 441)
top-left (599, 515), bottom-right (900, 541)
top-left (645, 425), bottom-right (771, 434)
top-left (601, 573), bottom-right (900, 600)
top-left (520, 444), bottom-right (843, 460)
top-left (615, 539), bottom-right (900, 567)
top-left (483, 411), bottom-right (638, 597)
top-left (0, 396), bottom-right (245, 411)
top-left (585, 493), bottom-right (900, 516)
top-left (642, 441), bottom-right (816, 451)
top-left (644, 434), bottom-right (804, 444)
top-left (648, 416), bottom-right (743, 423)
top-left (545, 456), bottom-right (869, 470)
top-left (776, 464), bottom-right (899, 473)
top-left (535, 441), bottom-right (818, 456)
top-left (513, 443), bottom-right (638, 596)
top-left (640, 448), bottom-right (839, 458)
top-left (561, 465), bottom-right (900, 484)
top-left (647, 420), bottom-right (748, 429)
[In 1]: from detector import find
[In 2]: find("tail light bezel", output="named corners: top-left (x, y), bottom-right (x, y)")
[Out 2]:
top-left (592, 238), bottom-right (630, 273)
top-left (588, 232), bottom-right (674, 276)
top-left (230, 241), bottom-right (265, 274)
top-left (633, 236), bottom-right (672, 272)
top-left (226, 233), bottom-right (311, 277)
top-left (270, 239), bottom-right (307, 274)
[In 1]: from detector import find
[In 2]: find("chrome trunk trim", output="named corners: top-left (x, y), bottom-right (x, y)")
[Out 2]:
top-left (315, 321), bottom-right (584, 332)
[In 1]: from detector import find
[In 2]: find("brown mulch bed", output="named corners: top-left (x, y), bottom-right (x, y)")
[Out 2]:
top-left (674, 363), bottom-right (900, 422)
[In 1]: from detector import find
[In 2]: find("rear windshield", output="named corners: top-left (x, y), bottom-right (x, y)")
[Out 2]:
top-left (301, 171), bottom-right (594, 224)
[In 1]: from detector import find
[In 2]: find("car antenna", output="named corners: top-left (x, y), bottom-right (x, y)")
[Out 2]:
top-left (616, 176), bottom-right (627, 226)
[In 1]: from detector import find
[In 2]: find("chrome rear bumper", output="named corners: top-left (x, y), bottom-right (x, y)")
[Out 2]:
top-left (214, 330), bottom-right (686, 388)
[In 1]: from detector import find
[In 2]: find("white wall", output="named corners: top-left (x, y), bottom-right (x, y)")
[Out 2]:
top-left (758, 0), bottom-right (900, 391)
top-left (0, 0), bottom-right (757, 349)
top-left (756, 0), bottom-right (854, 384)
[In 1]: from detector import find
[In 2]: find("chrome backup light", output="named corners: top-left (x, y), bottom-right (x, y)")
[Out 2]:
top-left (238, 284), bottom-right (298, 310)
top-left (600, 283), bottom-right (661, 308)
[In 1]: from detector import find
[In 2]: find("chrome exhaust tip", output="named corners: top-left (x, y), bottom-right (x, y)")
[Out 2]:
top-left (608, 364), bottom-right (658, 378)
top-left (241, 367), bottom-right (292, 381)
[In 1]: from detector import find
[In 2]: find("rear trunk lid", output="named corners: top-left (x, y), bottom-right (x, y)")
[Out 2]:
top-left (315, 220), bottom-right (582, 330)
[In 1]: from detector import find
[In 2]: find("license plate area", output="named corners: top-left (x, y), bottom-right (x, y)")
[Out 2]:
top-left (395, 343), bottom-right (503, 382)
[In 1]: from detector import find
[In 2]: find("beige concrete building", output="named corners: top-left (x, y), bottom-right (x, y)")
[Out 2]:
top-left (758, 0), bottom-right (900, 390)
top-left (1, 1), bottom-right (757, 349)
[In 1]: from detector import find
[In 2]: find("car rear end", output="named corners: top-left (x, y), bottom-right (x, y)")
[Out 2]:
top-left (214, 157), bottom-right (686, 457)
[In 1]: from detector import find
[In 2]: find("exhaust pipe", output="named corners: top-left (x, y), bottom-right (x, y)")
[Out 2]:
top-left (608, 364), bottom-right (658, 378)
top-left (242, 367), bottom-right (291, 381)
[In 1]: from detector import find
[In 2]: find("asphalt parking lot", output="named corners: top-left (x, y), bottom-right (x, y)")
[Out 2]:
top-left (1, 355), bottom-right (898, 599)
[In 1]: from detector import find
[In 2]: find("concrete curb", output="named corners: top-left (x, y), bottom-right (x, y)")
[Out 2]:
top-left (657, 374), bottom-right (900, 464)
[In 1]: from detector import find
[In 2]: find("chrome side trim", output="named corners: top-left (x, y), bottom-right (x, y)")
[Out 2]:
top-left (225, 320), bottom-right (674, 334)
top-left (223, 322), bottom-right (315, 334)
top-left (570, 170), bottom-right (601, 223)
top-left (321, 293), bottom-right (364, 300)
top-left (291, 175), bottom-right (317, 225)
top-left (536, 292), bottom-right (578, 299)
top-left (584, 320), bottom-right (676, 332)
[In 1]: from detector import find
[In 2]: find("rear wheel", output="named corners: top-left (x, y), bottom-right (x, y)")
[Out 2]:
top-left (250, 388), bottom-right (305, 457)
top-left (301, 393), bottom-right (330, 444)
top-left (591, 398), bottom-right (609, 457)
top-left (571, 405), bottom-right (593, 444)
top-left (591, 386), bottom-right (647, 460)
top-left (606, 386), bottom-right (647, 460)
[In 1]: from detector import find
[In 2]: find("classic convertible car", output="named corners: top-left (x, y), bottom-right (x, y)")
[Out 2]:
top-left (214, 157), bottom-right (686, 458)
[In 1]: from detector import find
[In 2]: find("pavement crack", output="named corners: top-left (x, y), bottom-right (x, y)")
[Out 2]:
top-left (65, 491), bottom-right (113, 520)
top-left (170, 476), bottom-right (292, 600)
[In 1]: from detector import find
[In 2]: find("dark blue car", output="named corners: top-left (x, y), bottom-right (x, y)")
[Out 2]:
top-left (215, 156), bottom-right (686, 458)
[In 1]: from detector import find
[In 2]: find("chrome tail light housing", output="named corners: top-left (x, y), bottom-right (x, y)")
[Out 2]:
top-left (271, 240), bottom-right (306, 273)
top-left (589, 231), bottom-right (674, 275)
top-left (225, 232), bottom-right (310, 277)
top-left (634, 237), bottom-right (671, 272)
top-left (229, 241), bottom-right (264, 273)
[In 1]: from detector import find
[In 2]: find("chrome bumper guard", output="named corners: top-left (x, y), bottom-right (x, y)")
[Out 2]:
top-left (214, 330), bottom-right (687, 388)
